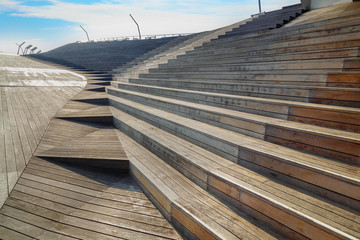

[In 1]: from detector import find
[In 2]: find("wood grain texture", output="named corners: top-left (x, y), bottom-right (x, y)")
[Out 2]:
top-left (0, 54), bottom-right (85, 208)
top-left (0, 61), bottom-right (180, 239)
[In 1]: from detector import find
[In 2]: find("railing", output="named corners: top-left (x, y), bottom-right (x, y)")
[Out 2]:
top-left (77, 33), bottom-right (193, 43)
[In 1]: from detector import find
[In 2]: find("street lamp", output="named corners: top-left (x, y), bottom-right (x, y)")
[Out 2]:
top-left (30, 47), bottom-right (37, 54)
top-left (129, 14), bottom-right (141, 40)
top-left (80, 25), bottom-right (90, 42)
top-left (16, 42), bottom-right (25, 55)
top-left (258, 0), bottom-right (262, 13)
top-left (24, 45), bottom-right (32, 55)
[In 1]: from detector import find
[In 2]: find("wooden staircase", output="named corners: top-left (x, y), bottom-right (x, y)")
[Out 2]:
top-left (107, 2), bottom-right (360, 240)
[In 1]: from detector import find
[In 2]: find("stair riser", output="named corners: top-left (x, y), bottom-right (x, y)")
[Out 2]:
top-left (166, 49), bottom-right (359, 66)
top-left (116, 82), bottom-right (360, 132)
top-left (130, 78), bottom-right (327, 87)
top-left (107, 87), bottom-right (265, 139)
top-left (110, 99), bottom-right (360, 201)
top-left (108, 89), bottom-right (359, 164)
top-left (125, 80), bottom-right (359, 105)
top-left (113, 113), bottom-right (349, 240)
top-left (130, 169), bottom-right (200, 240)
top-left (139, 72), bottom-right (329, 81)
top-left (327, 72), bottom-right (360, 87)
top-left (151, 59), bottom-right (345, 73)
top-left (125, 139), bottom-right (232, 240)
top-left (113, 83), bottom-right (290, 119)
top-left (187, 39), bottom-right (360, 63)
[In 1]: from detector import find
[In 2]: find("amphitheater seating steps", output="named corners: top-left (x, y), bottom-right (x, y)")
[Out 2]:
top-left (110, 105), bottom-right (360, 240)
top-left (32, 37), bottom-right (180, 72)
top-left (111, 81), bottom-right (360, 133)
top-left (107, 85), bottom-right (360, 164)
top-left (218, 4), bottom-right (304, 39)
top-left (15, 2), bottom-right (359, 239)
top-left (106, 2), bottom-right (360, 239)
top-left (116, 129), bottom-right (283, 240)
top-left (111, 16), bottom-right (255, 83)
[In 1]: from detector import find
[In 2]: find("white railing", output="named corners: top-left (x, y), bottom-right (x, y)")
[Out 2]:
top-left (76, 33), bottom-right (194, 43)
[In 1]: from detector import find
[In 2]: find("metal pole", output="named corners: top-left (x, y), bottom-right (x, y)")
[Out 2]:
top-left (80, 25), bottom-right (90, 41)
top-left (16, 42), bottom-right (25, 55)
top-left (258, 0), bottom-right (261, 13)
top-left (24, 45), bottom-right (32, 55)
top-left (129, 14), bottom-right (141, 40)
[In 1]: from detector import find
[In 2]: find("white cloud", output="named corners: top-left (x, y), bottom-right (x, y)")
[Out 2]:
top-left (1, 0), bottom-right (301, 53)
top-left (8, 1), bottom-right (260, 38)
top-left (0, 0), bottom-right (19, 12)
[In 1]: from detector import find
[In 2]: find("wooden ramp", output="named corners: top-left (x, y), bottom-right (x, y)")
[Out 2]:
top-left (0, 157), bottom-right (180, 240)
top-left (0, 64), bottom-right (181, 239)
top-left (0, 53), bottom-right (85, 208)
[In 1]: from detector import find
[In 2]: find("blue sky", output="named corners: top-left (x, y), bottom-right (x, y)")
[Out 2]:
top-left (0, 0), bottom-right (300, 54)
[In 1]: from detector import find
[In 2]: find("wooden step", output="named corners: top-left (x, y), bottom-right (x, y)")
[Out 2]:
top-left (55, 100), bottom-right (113, 123)
top-left (107, 86), bottom-right (360, 164)
top-left (327, 72), bottom-right (360, 87)
top-left (112, 82), bottom-right (360, 132)
top-left (0, 157), bottom-right (178, 239)
top-left (36, 129), bottom-right (129, 170)
top-left (108, 95), bottom-right (360, 203)
top-left (115, 127), bottom-right (282, 240)
top-left (203, 16), bottom-right (360, 51)
top-left (186, 34), bottom-right (360, 64)
top-left (72, 91), bottom-right (109, 105)
top-left (112, 107), bottom-right (360, 240)
top-left (166, 48), bottom-right (360, 67)
top-left (124, 78), bottom-right (360, 106)
top-left (131, 75), bottom-right (329, 86)
top-left (151, 58), bottom-right (346, 73)
top-left (344, 58), bottom-right (360, 71)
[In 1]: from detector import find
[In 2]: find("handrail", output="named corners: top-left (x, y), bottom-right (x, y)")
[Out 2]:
top-left (78, 33), bottom-right (193, 43)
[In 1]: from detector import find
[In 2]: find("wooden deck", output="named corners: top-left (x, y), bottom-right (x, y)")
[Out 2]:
top-left (0, 157), bottom-right (180, 239)
top-left (0, 53), bottom-right (85, 208)
top-left (0, 59), bottom-right (181, 239)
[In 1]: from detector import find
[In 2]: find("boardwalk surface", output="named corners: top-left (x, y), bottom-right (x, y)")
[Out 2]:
top-left (0, 157), bottom-right (180, 240)
top-left (0, 53), bottom-right (85, 208)
top-left (0, 56), bottom-right (181, 239)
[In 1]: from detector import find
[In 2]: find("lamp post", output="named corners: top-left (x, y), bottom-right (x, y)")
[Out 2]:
top-left (80, 25), bottom-right (90, 42)
top-left (24, 45), bottom-right (32, 55)
top-left (16, 42), bottom-right (25, 55)
top-left (258, 0), bottom-right (262, 13)
top-left (129, 14), bottom-right (141, 40)
top-left (30, 47), bottom-right (37, 54)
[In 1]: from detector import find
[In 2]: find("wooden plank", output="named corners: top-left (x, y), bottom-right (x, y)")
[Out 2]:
top-left (2, 88), bottom-right (18, 194)
top-left (36, 129), bottom-right (128, 169)
top-left (9, 190), bottom-right (179, 239)
top-left (30, 157), bottom-right (146, 199)
top-left (12, 89), bottom-right (37, 155)
top-left (0, 213), bottom-right (68, 240)
top-left (1, 204), bottom-right (120, 240)
top-left (0, 224), bottom-right (34, 240)
top-left (18, 172), bottom-right (164, 217)
top-left (9, 91), bottom-right (32, 164)
top-left (0, 88), bottom-right (9, 207)
top-left (6, 88), bottom-right (26, 177)
top-left (118, 130), bottom-right (278, 240)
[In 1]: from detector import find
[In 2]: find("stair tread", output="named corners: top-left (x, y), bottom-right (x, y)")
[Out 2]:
top-left (112, 107), bottom-right (360, 239)
top-left (108, 95), bottom-right (360, 197)
top-left (117, 128), bottom-right (279, 240)
top-left (107, 86), bottom-right (360, 143)
top-left (112, 83), bottom-right (360, 114)
top-left (126, 78), bottom-right (352, 89)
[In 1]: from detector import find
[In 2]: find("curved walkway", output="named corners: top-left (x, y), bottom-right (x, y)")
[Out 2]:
top-left (0, 59), bottom-right (180, 239)
top-left (0, 53), bottom-right (85, 208)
